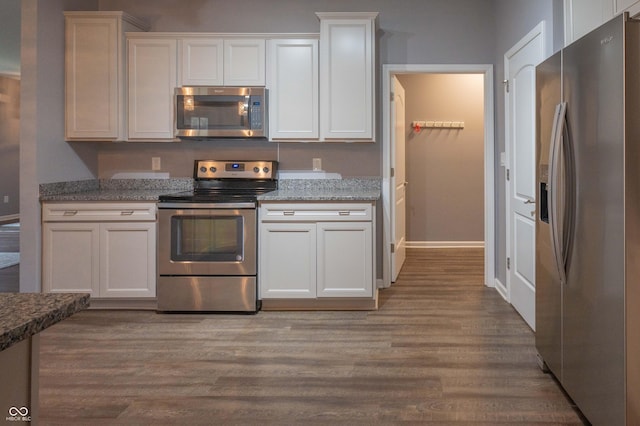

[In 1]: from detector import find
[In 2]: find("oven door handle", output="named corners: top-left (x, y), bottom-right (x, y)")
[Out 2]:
top-left (158, 202), bottom-right (256, 209)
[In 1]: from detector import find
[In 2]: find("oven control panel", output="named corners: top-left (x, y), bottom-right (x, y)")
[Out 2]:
top-left (195, 160), bottom-right (277, 179)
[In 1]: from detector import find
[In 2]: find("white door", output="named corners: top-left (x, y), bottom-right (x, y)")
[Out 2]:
top-left (391, 76), bottom-right (407, 282)
top-left (505, 23), bottom-right (545, 330)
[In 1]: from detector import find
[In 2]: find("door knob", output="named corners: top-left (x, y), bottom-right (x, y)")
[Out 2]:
top-left (524, 199), bottom-right (536, 204)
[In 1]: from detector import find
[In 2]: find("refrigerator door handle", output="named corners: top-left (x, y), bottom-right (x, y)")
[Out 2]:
top-left (548, 102), bottom-right (568, 284)
top-left (561, 106), bottom-right (576, 274)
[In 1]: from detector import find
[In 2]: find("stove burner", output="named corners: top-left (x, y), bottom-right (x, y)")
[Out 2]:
top-left (158, 160), bottom-right (278, 204)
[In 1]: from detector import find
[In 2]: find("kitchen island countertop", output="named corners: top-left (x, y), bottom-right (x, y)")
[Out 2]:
top-left (0, 293), bottom-right (90, 352)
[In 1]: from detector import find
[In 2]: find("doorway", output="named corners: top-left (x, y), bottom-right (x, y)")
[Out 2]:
top-left (381, 64), bottom-right (495, 289)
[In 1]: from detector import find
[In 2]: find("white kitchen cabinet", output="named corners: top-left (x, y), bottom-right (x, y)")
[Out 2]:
top-left (564, 0), bottom-right (614, 45)
top-left (42, 222), bottom-right (100, 296)
top-left (224, 39), bottom-right (266, 86)
top-left (179, 38), bottom-right (224, 86)
top-left (259, 202), bottom-right (376, 308)
top-left (64, 12), bottom-right (147, 141)
top-left (178, 36), bottom-right (265, 86)
top-left (267, 38), bottom-right (319, 140)
top-left (259, 222), bottom-right (317, 298)
top-left (317, 12), bottom-right (377, 141)
top-left (127, 36), bottom-right (178, 140)
top-left (42, 202), bottom-right (157, 299)
top-left (317, 221), bottom-right (373, 297)
top-left (615, 0), bottom-right (640, 14)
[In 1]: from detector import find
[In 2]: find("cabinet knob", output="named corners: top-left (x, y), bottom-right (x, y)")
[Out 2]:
top-left (283, 211), bottom-right (295, 216)
top-left (63, 210), bottom-right (78, 216)
top-left (121, 210), bottom-right (135, 216)
top-left (338, 211), bottom-right (351, 216)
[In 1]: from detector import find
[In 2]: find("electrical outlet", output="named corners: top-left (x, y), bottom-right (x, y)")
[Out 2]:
top-left (152, 157), bottom-right (161, 171)
top-left (3, 195), bottom-right (8, 203)
top-left (312, 158), bottom-right (322, 171)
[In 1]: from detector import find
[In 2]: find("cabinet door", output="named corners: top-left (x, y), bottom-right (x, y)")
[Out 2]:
top-left (268, 39), bottom-right (319, 140)
top-left (259, 222), bottom-right (316, 298)
top-left (128, 38), bottom-right (177, 140)
top-left (564, 0), bottom-right (614, 45)
top-left (615, 0), bottom-right (640, 13)
top-left (223, 39), bottom-right (266, 86)
top-left (99, 222), bottom-right (156, 298)
top-left (317, 222), bottom-right (373, 298)
top-left (42, 222), bottom-right (100, 295)
top-left (65, 16), bottom-right (120, 140)
top-left (319, 15), bottom-right (375, 141)
top-left (179, 38), bottom-right (224, 86)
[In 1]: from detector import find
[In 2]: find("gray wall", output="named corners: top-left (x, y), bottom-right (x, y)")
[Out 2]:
top-left (398, 73), bottom-right (484, 243)
top-left (0, 76), bottom-right (20, 219)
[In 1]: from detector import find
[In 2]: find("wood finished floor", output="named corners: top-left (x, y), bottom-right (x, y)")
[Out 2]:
top-left (0, 223), bottom-right (19, 293)
top-left (38, 248), bottom-right (584, 425)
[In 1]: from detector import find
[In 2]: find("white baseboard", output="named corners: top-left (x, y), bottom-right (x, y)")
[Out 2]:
top-left (376, 278), bottom-right (387, 289)
top-left (494, 277), bottom-right (508, 301)
top-left (406, 241), bottom-right (485, 249)
top-left (0, 214), bottom-right (19, 223)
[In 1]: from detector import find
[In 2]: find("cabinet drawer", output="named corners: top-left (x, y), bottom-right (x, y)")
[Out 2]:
top-left (259, 203), bottom-right (372, 222)
top-left (42, 202), bottom-right (157, 222)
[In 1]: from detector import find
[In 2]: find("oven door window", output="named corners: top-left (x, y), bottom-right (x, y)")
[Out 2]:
top-left (171, 215), bottom-right (244, 262)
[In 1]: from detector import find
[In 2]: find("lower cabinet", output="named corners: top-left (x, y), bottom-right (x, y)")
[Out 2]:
top-left (42, 202), bottom-right (156, 298)
top-left (259, 202), bottom-right (376, 309)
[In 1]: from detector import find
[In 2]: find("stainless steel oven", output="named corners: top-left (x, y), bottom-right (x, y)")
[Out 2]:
top-left (157, 160), bottom-right (277, 313)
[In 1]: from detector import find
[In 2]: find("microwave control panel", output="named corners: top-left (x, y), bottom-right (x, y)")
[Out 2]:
top-left (249, 97), bottom-right (263, 130)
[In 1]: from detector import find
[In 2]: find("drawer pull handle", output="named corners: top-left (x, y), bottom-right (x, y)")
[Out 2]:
top-left (338, 211), bottom-right (351, 216)
top-left (121, 210), bottom-right (135, 216)
top-left (63, 210), bottom-right (78, 216)
top-left (283, 211), bottom-right (295, 216)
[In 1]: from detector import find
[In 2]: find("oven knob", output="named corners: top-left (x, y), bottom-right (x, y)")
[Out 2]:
top-left (209, 167), bottom-right (217, 173)
top-left (253, 167), bottom-right (260, 173)
top-left (263, 167), bottom-right (270, 173)
top-left (199, 166), bottom-right (207, 173)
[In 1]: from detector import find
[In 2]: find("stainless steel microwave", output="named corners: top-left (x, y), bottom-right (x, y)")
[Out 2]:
top-left (174, 87), bottom-right (267, 138)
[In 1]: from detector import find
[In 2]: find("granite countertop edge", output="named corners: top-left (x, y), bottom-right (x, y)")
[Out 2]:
top-left (0, 293), bottom-right (90, 352)
top-left (39, 178), bottom-right (193, 202)
top-left (39, 177), bottom-right (382, 202)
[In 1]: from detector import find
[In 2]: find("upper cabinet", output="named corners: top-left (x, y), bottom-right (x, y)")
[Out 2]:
top-left (63, 11), bottom-right (376, 143)
top-left (127, 36), bottom-right (178, 141)
top-left (223, 39), bottom-right (266, 86)
top-left (64, 12), bottom-right (148, 141)
top-left (178, 37), bottom-right (265, 86)
top-left (615, 0), bottom-right (640, 14)
top-left (267, 38), bottom-right (319, 140)
top-left (179, 38), bottom-right (224, 86)
top-left (564, 0), bottom-right (640, 46)
top-left (317, 12), bottom-right (377, 142)
top-left (564, 0), bottom-right (613, 44)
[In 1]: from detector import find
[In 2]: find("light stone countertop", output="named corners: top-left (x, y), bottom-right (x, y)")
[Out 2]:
top-left (39, 177), bottom-right (381, 202)
top-left (258, 178), bottom-right (381, 201)
top-left (39, 178), bottom-right (193, 202)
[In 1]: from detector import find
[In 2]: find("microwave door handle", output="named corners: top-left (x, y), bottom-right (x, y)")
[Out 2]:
top-left (242, 96), bottom-right (249, 120)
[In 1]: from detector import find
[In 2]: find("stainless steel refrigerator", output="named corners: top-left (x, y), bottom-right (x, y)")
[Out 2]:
top-left (535, 13), bottom-right (640, 426)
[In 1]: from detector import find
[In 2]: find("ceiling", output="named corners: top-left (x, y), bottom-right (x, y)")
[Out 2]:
top-left (0, 0), bottom-right (21, 76)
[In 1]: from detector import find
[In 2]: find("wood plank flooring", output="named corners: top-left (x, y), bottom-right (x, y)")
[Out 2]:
top-left (0, 223), bottom-right (19, 293)
top-left (38, 248), bottom-right (584, 425)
